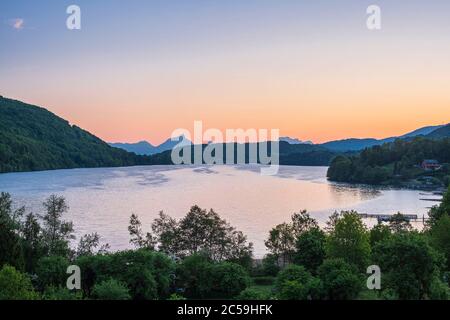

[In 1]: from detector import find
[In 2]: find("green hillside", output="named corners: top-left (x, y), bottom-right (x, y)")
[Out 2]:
top-left (327, 137), bottom-right (450, 187)
top-left (0, 97), bottom-right (152, 173)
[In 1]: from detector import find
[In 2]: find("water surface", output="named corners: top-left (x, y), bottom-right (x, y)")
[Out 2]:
top-left (0, 165), bottom-right (436, 257)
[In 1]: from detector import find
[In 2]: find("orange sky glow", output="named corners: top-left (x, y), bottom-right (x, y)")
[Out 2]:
top-left (1, 1), bottom-right (449, 145)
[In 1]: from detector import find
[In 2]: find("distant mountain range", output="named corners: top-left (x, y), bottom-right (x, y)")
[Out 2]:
top-left (319, 125), bottom-right (447, 151)
top-left (110, 136), bottom-right (191, 155)
top-left (111, 124), bottom-right (449, 155)
top-left (279, 137), bottom-right (313, 145)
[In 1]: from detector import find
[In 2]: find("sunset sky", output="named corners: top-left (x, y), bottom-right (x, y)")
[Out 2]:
top-left (1, 0), bottom-right (450, 144)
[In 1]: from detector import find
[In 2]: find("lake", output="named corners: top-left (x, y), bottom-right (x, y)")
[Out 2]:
top-left (0, 165), bottom-right (440, 257)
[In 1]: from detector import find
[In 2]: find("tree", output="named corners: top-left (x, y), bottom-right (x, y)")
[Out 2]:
top-left (317, 259), bottom-right (362, 300)
top-left (148, 206), bottom-right (253, 263)
top-left (0, 265), bottom-right (38, 300)
top-left (325, 211), bottom-right (340, 233)
top-left (294, 227), bottom-right (326, 273)
top-left (92, 279), bottom-right (131, 300)
top-left (151, 211), bottom-right (180, 255)
top-left (21, 212), bottom-right (45, 272)
top-left (40, 195), bottom-right (74, 257)
top-left (0, 192), bottom-right (25, 270)
top-left (327, 156), bottom-right (353, 182)
top-left (75, 254), bottom-right (114, 297)
top-left (35, 256), bottom-right (70, 290)
top-left (428, 215), bottom-right (450, 271)
top-left (176, 253), bottom-right (212, 299)
top-left (389, 212), bottom-right (412, 233)
top-left (176, 254), bottom-right (250, 299)
top-left (128, 213), bottom-right (156, 250)
top-left (76, 232), bottom-right (110, 257)
top-left (326, 211), bottom-right (370, 271)
top-left (207, 262), bottom-right (251, 299)
top-left (106, 250), bottom-right (173, 300)
top-left (369, 223), bottom-right (391, 247)
top-left (261, 254), bottom-right (280, 276)
top-left (265, 223), bottom-right (294, 266)
top-left (429, 185), bottom-right (450, 225)
top-left (291, 210), bottom-right (318, 235)
top-left (373, 232), bottom-right (446, 299)
top-left (275, 265), bottom-right (321, 300)
top-left (42, 286), bottom-right (83, 300)
top-left (237, 288), bottom-right (269, 300)
top-left (265, 211), bottom-right (319, 267)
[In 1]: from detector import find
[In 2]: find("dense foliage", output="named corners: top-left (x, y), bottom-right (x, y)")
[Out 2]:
top-left (327, 137), bottom-right (450, 185)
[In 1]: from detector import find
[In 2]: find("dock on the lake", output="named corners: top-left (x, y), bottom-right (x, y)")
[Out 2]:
top-left (357, 213), bottom-right (428, 223)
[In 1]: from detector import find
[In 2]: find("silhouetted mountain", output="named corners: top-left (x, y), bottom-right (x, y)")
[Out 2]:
top-left (109, 141), bottom-right (156, 155)
top-left (110, 136), bottom-right (191, 155)
top-left (320, 138), bottom-right (381, 152)
top-left (154, 136), bottom-right (191, 153)
top-left (400, 125), bottom-right (444, 138)
top-left (320, 124), bottom-right (445, 152)
top-left (426, 124), bottom-right (450, 139)
top-left (279, 137), bottom-right (313, 145)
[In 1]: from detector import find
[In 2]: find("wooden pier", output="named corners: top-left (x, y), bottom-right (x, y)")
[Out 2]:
top-left (358, 213), bottom-right (429, 223)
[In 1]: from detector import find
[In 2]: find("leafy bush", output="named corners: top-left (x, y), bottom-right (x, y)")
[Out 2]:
top-left (237, 288), bottom-right (270, 300)
top-left (294, 227), bottom-right (326, 273)
top-left (372, 233), bottom-right (445, 299)
top-left (92, 279), bottom-right (131, 300)
top-left (42, 286), bottom-right (83, 300)
top-left (317, 259), bottom-right (362, 300)
top-left (207, 262), bottom-right (251, 299)
top-left (0, 265), bottom-right (38, 300)
top-left (176, 255), bottom-right (251, 299)
top-left (275, 265), bottom-right (321, 300)
top-left (76, 249), bottom-right (174, 300)
top-left (252, 276), bottom-right (275, 286)
top-left (35, 256), bottom-right (69, 290)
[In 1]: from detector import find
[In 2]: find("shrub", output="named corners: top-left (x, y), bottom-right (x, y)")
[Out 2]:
top-left (317, 259), bottom-right (363, 300)
top-left (294, 227), bottom-right (326, 273)
top-left (35, 256), bottom-right (69, 290)
top-left (0, 265), bottom-right (38, 300)
top-left (237, 288), bottom-right (270, 300)
top-left (275, 265), bottom-right (321, 300)
top-left (207, 262), bottom-right (251, 299)
top-left (42, 286), bottom-right (83, 300)
top-left (92, 279), bottom-right (131, 300)
top-left (252, 276), bottom-right (275, 286)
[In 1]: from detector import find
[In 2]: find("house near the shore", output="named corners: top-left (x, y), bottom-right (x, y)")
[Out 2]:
top-left (421, 159), bottom-right (441, 171)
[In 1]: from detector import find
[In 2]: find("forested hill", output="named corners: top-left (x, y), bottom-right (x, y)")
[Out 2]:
top-left (327, 137), bottom-right (450, 186)
top-left (0, 97), bottom-right (153, 173)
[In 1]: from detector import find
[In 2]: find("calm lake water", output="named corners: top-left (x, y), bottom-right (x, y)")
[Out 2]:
top-left (0, 165), bottom-right (440, 257)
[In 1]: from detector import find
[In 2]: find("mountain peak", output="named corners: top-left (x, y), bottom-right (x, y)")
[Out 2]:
top-left (280, 137), bottom-right (313, 145)
top-left (110, 135), bottom-right (191, 155)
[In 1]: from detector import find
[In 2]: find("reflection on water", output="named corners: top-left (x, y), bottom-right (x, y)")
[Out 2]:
top-left (0, 165), bottom-right (431, 257)
top-left (328, 183), bottom-right (382, 201)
